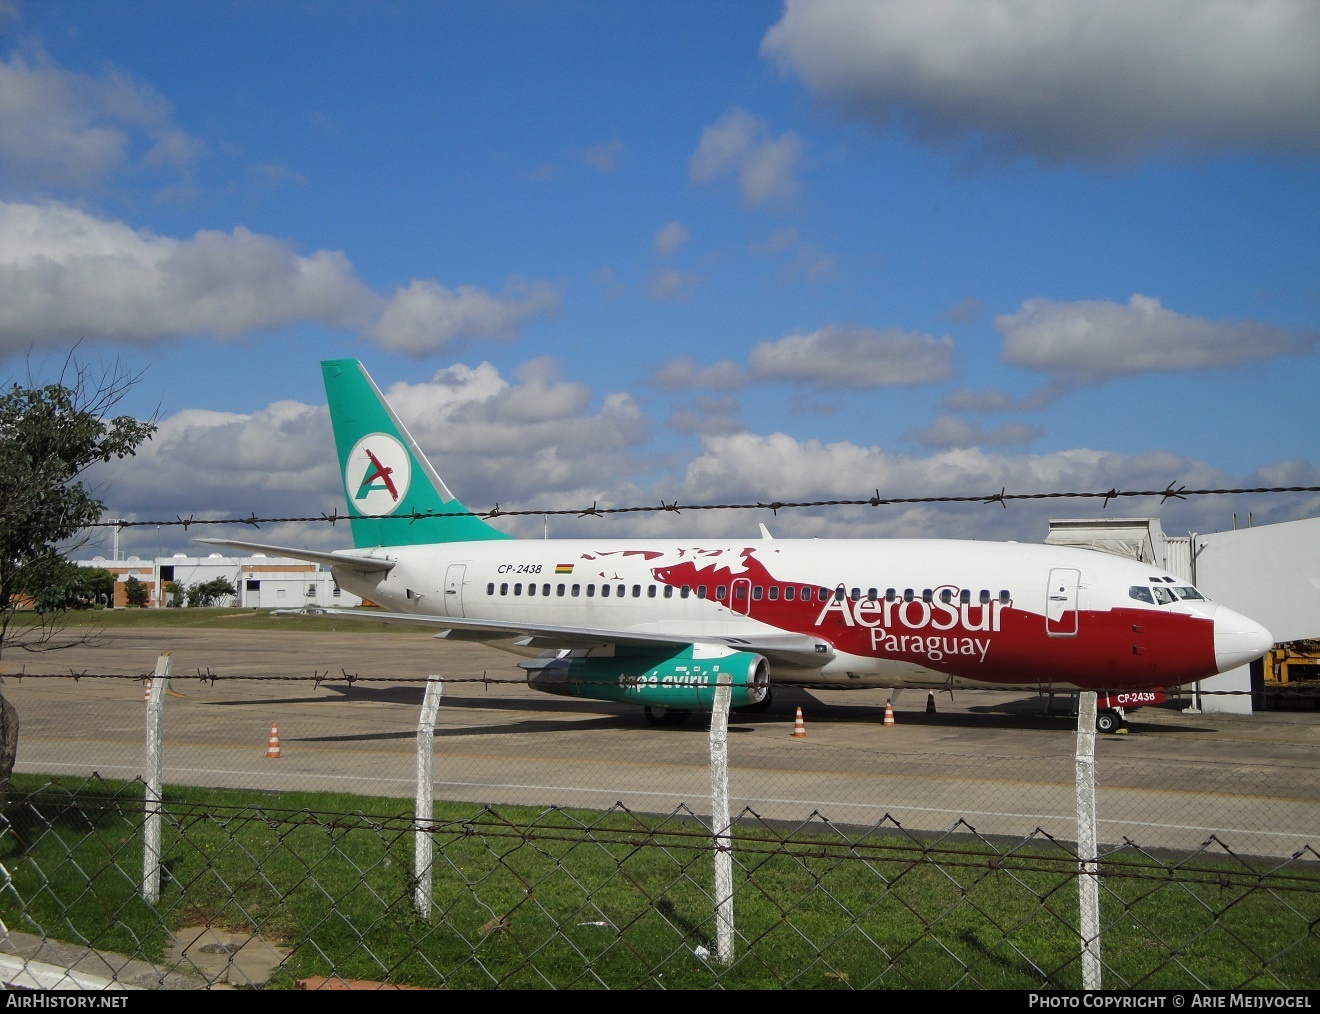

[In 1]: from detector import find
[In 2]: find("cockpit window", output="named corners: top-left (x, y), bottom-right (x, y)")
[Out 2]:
top-left (1151, 586), bottom-right (1176, 605)
top-left (1171, 586), bottom-right (1205, 601)
top-left (1129, 585), bottom-right (1155, 604)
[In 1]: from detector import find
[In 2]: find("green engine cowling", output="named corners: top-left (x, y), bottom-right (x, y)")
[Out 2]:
top-left (523, 647), bottom-right (769, 711)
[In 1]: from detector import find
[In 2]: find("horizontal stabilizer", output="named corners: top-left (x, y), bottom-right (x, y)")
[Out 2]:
top-left (192, 537), bottom-right (396, 574)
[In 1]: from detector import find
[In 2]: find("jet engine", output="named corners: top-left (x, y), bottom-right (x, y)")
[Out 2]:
top-left (522, 646), bottom-right (769, 713)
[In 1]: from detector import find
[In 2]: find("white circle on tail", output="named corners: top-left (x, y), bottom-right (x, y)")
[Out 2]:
top-left (346, 433), bottom-right (411, 515)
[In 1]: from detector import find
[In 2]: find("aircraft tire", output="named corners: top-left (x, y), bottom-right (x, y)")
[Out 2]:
top-left (644, 706), bottom-right (693, 727)
top-left (1095, 710), bottom-right (1122, 734)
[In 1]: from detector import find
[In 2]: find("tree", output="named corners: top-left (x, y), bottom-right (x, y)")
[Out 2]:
top-left (123, 575), bottom-right (149, 608)
top-left (0, 354), bottom-right (154, 811)
top-left (186, 577), bottom-right (237, 607)
top-left (0, 354), bottom-right (156, 653)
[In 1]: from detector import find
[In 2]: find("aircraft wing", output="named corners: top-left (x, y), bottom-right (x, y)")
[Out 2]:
top-left (290, 606), bottom-right (834, 671)
top-left (193, 537), bottom-right (396, 574)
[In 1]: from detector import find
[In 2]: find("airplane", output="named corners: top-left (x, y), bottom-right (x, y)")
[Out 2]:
top-left (197, 359), bottom-right (1275, 733)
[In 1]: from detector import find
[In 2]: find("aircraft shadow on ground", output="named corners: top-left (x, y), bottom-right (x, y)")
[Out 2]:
top-left (201, 686), bottom-right (1215, 737)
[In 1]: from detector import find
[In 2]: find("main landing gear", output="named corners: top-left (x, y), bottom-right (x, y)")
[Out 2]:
top-left (1095, 709), bottom-right (1125, 734)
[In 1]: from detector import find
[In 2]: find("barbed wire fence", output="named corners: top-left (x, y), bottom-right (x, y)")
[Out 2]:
top-left (83, 480), bottom-right (1320, 534)
top-left (0, 664), bottom-right (1316, 990)
top-left (0, 483), bottom-right (1315, 988)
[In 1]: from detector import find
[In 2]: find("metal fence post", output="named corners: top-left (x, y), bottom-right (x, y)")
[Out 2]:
top-left (708, 673), bottom-right (734, 966)
top-left (142, 652), bottom-right (172, 905)
top-left (414, 677), bottom-right (444, 918)
top-left (1075, 691), bottom-right (1101, 990)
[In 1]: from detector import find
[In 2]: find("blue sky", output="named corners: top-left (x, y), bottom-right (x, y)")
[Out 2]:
top-left (2, 0), bottom-right (1318, 558)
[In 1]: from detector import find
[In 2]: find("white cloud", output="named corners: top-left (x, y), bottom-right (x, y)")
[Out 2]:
top-left (648, 267), bottom-right (700, 302)
top-left (749, 325), bottom-right (953, 390)
top-left (369, 277), bottom-right (561, 355)
top-left (689, 107), bottom-right (804, 207)
top-left (650, 356), bottom-right (745, 392)
top-left (0, 200), bottom-right (376, 351)
top-left (0, 52), bottom-right (202, 190)
top-left (997, 294), bottom-right (1316, 380)
top-left (653, 221), bottom-right (690, 257)
top-left (910, 415), bottom-right (1043, 449)
top-left (581, 136), bottom-right (624, 171)
top-left (762, 0), bottom-right (1320, 163)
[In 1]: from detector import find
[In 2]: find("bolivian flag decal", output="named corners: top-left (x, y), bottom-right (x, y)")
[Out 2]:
top-left (555, 563), bottom-right (574, 575)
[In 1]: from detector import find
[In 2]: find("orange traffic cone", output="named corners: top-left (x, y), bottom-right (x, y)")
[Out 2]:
top-left (883, 700), bottom-right (896, 726)
top-left (926, 690), bottom-right (936, 714)
top-left (791, 707), bottom-right (806, 738)
top-left (143, 679), bottom-right (152, 702)
top-left (266, 723), bottom-right (282, 759)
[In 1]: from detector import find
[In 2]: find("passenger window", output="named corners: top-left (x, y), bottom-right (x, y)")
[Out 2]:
top-left (849, 587), bottom-right (860, 601)
top-left (662, 586), bottom-right (672, 598)
top-left (586, 584), bottom-right (594, 597)
top-left (818, 588), bottom-right (830, 602)
top-left (527, 584), bottom-right (536, 597)
top-left (922, 589), bottom-right (933, 603)
top-left (572, 584), bottom-right (581, 596)
top-left (616, 585), bottom-right (625, 597)
top-left (886, 588), bottom-right (896, 602)
top-left (557, 584), bottom-right (565, 596)
top-left (500, 583), bottom-right (508, 596)
top-left (601, 584), bottom-right (610, 598)
top-left (998, 590), bottom-right (1011, 604)
top-left (903, 589), bottom-right (914, 602)
top-left (734, 585), bottom-right (746, 600)
top-left (632, 584), bottom-right (641, 598)
top-left (835, 586), bottom-right (846, 602)
top-left (959, 589), bottom-right (970, 605)
top-left (768, 586), bottom-right (779, 601)
top-left (543, 584), bottom-right (550, 596)
top-left (697, 585), bottom-right (707, 599)
top-left (487, 583), bottom-right (495, 595)
top-left (980, 589), bottom-right (991, 604)
top-left (867, 588), bottom-right (878, 602)
top-left (752, 586), bottom-right (762, 600)
top-left (939, 589), bottom-right (953, 604)
top-left (681, 585), bottom-right (691, 599)
top-left (1129, 585), bottom-right (1155, 604)
top-left (648, 585), bottom-right (657, 598)
top-left (784, 586), bottom-right (795, 601)
top-left (716, 586), bottom-right (727, 601)
top-left (514, 583), bottom-right (522, 595)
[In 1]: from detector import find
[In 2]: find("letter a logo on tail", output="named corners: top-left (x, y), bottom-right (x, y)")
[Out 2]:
top-left (347, 434), bottom-right (411, 515)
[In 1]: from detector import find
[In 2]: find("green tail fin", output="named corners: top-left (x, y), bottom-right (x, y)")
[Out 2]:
top-left (321, 359), bottom-right (511, 547)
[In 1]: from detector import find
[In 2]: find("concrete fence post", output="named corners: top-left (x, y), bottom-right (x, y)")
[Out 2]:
top-left (143, 652), bottom-right (172, 905)
top-left (708, 673), bottom-right (734, 966)
top-left (414, 677), bottom-right (444, 917)
top-left (1075, 691), bottom-right (1101, 990)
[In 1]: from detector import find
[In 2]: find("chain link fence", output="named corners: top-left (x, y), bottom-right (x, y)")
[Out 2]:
top-left (0, 633), bottom-right (1316, 990)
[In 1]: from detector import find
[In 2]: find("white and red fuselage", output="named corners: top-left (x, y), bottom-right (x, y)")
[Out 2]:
top-left (328, 536), bottom-right (1272, 694)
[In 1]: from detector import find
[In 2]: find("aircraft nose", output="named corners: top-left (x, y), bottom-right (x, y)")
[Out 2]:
top-left (1213, 605), bottom-right (1274, 673)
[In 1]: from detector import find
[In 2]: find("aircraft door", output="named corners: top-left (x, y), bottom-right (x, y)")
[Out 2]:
top-left (443, 564), bottom-right (466, 618)
top-left (731, 578), bottom-right (752, 616)
top-left (1045, 568), bottom-right (1080, 636)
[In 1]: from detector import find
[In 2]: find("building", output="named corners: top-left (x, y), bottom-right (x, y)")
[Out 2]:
top-left (77, 552), bottom-right (362, 610)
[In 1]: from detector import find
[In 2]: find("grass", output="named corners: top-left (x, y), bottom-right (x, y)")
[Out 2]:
top-left (1, 773), bottom-right (1316, 990)
top-left (54, 606), bottom-right (424, 636)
